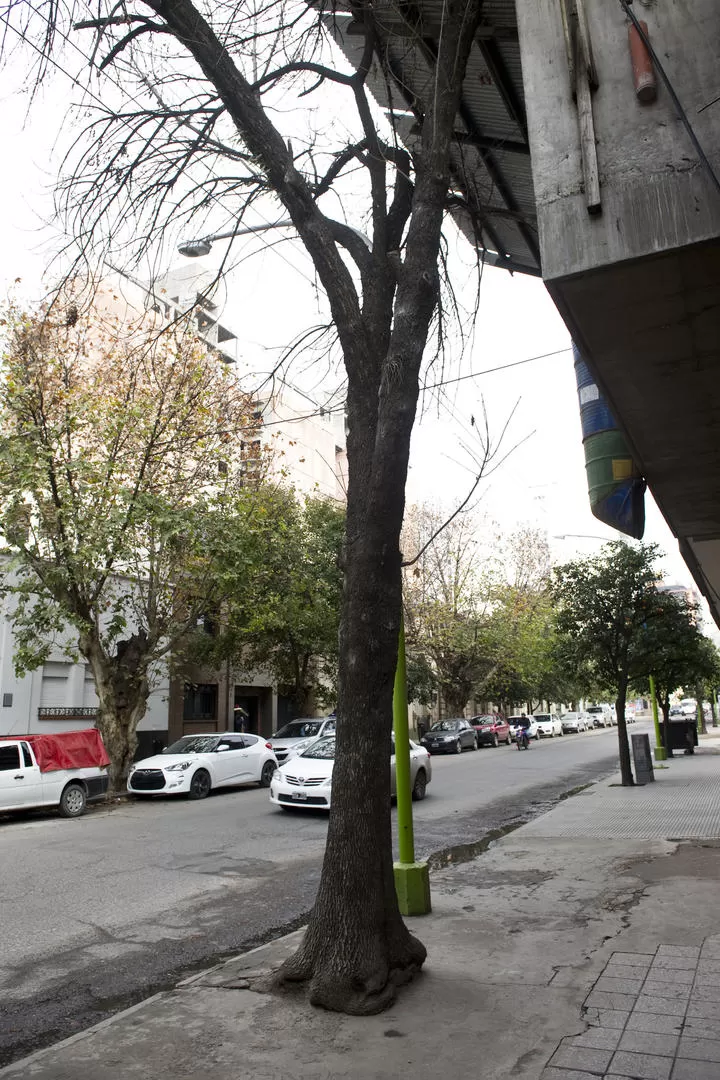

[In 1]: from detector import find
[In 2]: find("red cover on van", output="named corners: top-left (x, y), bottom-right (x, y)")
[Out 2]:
top-left (0, 729), bottom-right (110, 772)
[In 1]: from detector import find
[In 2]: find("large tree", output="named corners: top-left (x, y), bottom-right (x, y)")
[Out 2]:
top-left (6, 0), bottom-right (487, 1011)
top-left (552, 542), bottom-right (665, 786)
top-left (0, 292), bottom-right (255, 789)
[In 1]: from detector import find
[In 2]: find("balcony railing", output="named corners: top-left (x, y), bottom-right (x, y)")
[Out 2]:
top-left (37, 707), bottom-right (99, 721)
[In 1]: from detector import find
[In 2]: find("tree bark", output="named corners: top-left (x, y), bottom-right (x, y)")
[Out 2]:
top-left (82, 632), bottom-right (151, 791)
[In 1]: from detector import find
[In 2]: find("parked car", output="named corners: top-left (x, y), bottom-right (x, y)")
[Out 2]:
top-left (625, 706), bottom-right (636, 723)
top-left (0, 730), bottom-right (110, 818)
top-left (507, 715), bottom-right (541, 740)
top-left (269, 717), bottom-right (336, 764)
top-left (533, 713), bottom-right (563, 737)
top-left (470, 714), bottom-right (512, 747)
top-left (269, 734), bottom-right (431, 810)
top-left (586, 705), bottom-right (612, 728)
top-left (420, 718), bottom-right (477, 754)
top-left (680, 698), bottom-right (698, 717)
top-left (561, 711), bottom-right (588, 734)
top-left (127, 733), bottom-right (277, 800)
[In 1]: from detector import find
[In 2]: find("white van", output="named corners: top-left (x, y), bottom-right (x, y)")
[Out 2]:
top-left (586, 705), bottom-right (613, 728)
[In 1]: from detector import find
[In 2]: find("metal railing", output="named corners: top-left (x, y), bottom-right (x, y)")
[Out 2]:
top-left (37, 707), bottom-right (99, 720)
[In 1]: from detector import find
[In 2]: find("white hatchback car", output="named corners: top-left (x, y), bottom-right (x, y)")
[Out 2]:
top-left (533, 713), bottom-right (563, 737)
top-left (507, 716), bottom-right (541, 741)
top-left (269, 734), bottom-right (431, 811)
top-left (561, 711), bottom-right (588, 733)
top-left (128, 733), bottom-right (278, 800)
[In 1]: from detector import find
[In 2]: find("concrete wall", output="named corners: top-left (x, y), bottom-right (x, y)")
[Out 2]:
top-left (517, 0), bottom-right (720, 281)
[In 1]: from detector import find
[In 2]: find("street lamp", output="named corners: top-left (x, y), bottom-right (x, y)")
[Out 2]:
top-left (177, 220), bottom-right (294, 258)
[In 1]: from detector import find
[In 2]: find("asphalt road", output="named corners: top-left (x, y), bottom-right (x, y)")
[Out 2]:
top-left (0, 723), bottom-right (633, 1065)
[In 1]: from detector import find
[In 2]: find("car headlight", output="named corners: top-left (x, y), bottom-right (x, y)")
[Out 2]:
top-left (166, 761), bottom-right (193, 772)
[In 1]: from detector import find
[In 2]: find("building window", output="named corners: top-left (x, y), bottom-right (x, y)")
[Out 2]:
top-left (183, 683), bottom-right (218, 722)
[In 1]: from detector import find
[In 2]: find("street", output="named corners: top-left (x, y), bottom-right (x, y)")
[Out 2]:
top-left (0, 724), bottom-right (631, 1065)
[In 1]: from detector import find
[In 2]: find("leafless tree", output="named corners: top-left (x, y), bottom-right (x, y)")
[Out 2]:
top-left (3, 0), bottom-right (488, 1013)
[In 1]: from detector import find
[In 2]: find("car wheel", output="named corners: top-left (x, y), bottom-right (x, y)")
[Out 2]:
top-left (188, 769), bottom-right (212, 800)
top-left (259, 760), bottom-right (276, 788)
top-left (412, 770), bottom-right (427, 801)
top-left (472, 735), bottom-right (478, 750)
top-left (506, 734), bottom-right (512, 745)
top-left (455, 739), bottom-right (462, 754)
top-left (492, 734), bottom-right (499, 748)
top-left (59, 783), bottom-right (87, 818)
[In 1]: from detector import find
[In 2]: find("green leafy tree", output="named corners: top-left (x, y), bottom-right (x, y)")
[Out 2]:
top-left (0, 291), bottom-right (255, 789)
top-left (552, 542), bottom-right (664, 786)
top-left (190, 491), bottom-right (344, 716)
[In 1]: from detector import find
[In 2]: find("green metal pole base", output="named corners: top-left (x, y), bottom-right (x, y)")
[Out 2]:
top-left (394, 861), bottom-right (431, 916)
top-left (654, 746), bottom-right (668, 762)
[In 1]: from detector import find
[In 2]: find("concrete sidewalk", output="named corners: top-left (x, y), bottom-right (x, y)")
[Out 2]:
top-left (5, 744), bottom-right (720, 1079)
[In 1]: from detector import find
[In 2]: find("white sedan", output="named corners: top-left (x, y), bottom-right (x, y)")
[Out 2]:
top-left (533, 713), bottom-right (563, 737)
top-left (128, 733), bottom-right (278, 800)
top-left (269, 735), bottom-right (431, 811)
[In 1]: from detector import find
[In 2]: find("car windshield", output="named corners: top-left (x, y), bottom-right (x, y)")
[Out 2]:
top-left (535, 715), bottom-right (551, 721)
top-left (587, 707), bottom-right (602, 714)
top-left (298, 736), bottom-right (336, 760)
top-left (429, 721), bottom-right (459, 731)
top-left (478, 717), bottom-right (496, 726)
top-left (164, 736), bottom-right (219, 755)
top-left (274, 720), bottom-right (324, 739)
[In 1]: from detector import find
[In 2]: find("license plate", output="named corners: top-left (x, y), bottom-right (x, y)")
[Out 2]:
top-left (291, 791), bottom-right (307, 801)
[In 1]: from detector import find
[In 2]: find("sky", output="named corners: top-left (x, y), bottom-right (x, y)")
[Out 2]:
top-left (0, 44), bottom-right (709, 626)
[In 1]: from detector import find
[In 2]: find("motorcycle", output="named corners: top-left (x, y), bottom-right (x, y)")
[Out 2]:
top-left (516, 727), bottom-right (530, 750)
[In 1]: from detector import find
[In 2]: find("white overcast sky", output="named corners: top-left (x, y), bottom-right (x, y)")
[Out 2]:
top-left (0, 52), bottom-right (705, 619)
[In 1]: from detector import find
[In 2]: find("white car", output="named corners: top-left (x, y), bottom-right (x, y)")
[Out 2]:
top-left (679, 698), bottom-right (697, 717)
top-left (269, 717), bottom-right (336, 765)
top-left (586, 705), bottom-right (612, 728)
top-left (561, 711), bottom-right (588, 734)
top-left (507, 716), bottom-right (541, 741)
top-left (128, 733), bottom-right (277, 800)
top-left (533, 713), bottom-right (563, 737)
top-left (269, 734), bottom-right (431, 811)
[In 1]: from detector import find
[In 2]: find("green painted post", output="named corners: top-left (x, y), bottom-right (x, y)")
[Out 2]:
top-left (392, 611), bottom-right (431, 915)
top-left (393, 614), bottom-right (414, 865)
top-left (649, 675), bottom-right (667, 762)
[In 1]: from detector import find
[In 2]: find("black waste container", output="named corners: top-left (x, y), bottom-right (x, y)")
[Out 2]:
top-left (666, 719), bottom-right (698, 754)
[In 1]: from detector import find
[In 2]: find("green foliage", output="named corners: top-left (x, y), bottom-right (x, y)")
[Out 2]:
top-left (0, 288), bottom-right (257, 780)
top-left (187, 490), bottom-right (345, 715)
top-left (632, 592), bottom-right (715, 711)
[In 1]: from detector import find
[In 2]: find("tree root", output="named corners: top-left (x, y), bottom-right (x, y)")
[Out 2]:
top-left (273, 928), bottom-right (426, 1015)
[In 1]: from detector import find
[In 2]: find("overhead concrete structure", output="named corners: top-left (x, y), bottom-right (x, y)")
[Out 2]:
top-left (325, 0), bottom-right (720, 626)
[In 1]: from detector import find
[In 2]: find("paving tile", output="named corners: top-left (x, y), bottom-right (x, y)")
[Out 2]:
top-left (648, 969), bottom-right (696, 987)
top-left (634, 994), bottom-right (689, 1017)
top-left (697, 960), bottom-right (720, 975)
top-left (690, 985), bottom-right (720, 1003)
top-left (584, 1008), bottom-right (631, 1029)
top-left (654, 956), bottom-right (700, 972)
top-left (694, 973), bottom-right (720, 988)
top-left (549, 1044), bottom-right (614, 1073)
top-left (541, 1070), bottom-right (604, 1080)
top-left (671, 1060), bottom-right (720, 1079)
top-left (682, 1018), bottom-right (720, 1041)
top-left (609, 1050), bottom-right (673, 1079)
top-left (586, 990), bottom-right (638, 1011)
top-left (609, 953), bottom-right (655, 968)
top-left (686, 1000), bottom-right (720, 1020)
top-left (595, 976), bottom-right (646, 995)
top-left (626, 1012), bottom-right (683, 1036)
top-left (642, 983), bottom-right (692, 1001)
top-left (605, 964), bottom-right (653, 983)
top-left (657, 946), bottom-right (701, 960)
top-left (618, 1029), bottom-right (679, 1057)
top-left (678, 1037), bottom-right (720, 1063)
top-left (569, 1028), bottom-right (623, 1051)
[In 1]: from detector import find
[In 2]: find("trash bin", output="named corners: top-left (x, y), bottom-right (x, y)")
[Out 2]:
top-left (666, 718), bottom-right (698, 755)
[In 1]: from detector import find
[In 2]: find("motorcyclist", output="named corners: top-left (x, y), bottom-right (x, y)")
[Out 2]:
top-left (516, 714), bottom-right (531, 749)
